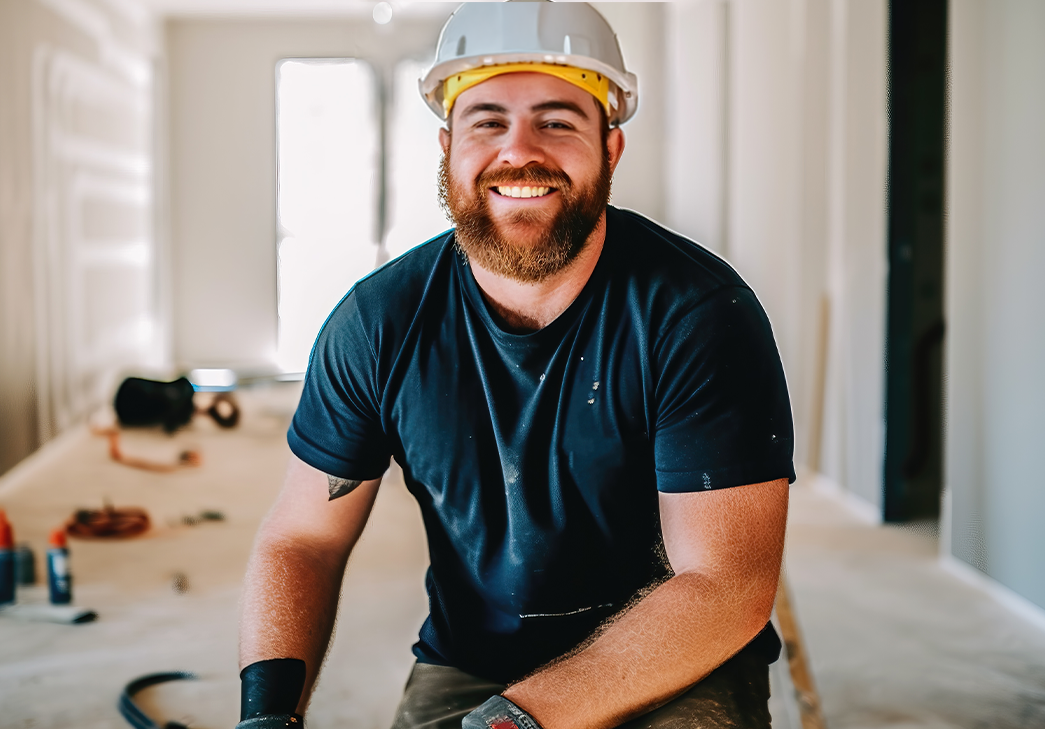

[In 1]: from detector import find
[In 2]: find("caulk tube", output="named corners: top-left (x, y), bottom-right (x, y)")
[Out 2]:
top-left (47, 528), bottom-right (72, 604)
top-left (0, 510), bottom-right (14, 606)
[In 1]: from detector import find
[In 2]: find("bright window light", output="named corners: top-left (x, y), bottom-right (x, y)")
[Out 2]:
top-left (188, 368), bottom-right (237, 391)
top-left (383, 58), bottom-right (452, 261)
top-left (276, 59), bottom-right (379, 373)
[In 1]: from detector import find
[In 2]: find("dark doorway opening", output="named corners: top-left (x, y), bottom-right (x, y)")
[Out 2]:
top-left (884, 0), bottom-right (948, 521)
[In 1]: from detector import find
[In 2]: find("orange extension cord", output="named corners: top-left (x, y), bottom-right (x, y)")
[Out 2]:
top-left (66, 502), bottom-right (151, 539)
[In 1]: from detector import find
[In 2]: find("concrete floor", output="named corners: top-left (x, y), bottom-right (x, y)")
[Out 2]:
top-left (1, 384), bottom-right (1043, 728)
top-left (785, 479), bottom-right (1045, 729)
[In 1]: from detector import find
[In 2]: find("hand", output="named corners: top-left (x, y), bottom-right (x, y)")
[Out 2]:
top-left (462, 696), bottom-right (543, 729)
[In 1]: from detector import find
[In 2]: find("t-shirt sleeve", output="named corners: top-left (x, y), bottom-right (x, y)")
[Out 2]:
top-left (653, 285), bottom-right (796, 492)
top-left (287, 292), bottom-right (391, 480)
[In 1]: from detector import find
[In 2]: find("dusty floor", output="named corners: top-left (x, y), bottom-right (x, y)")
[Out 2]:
top-left (0, 384), bottom-right (427, 728)
top-left (1, 384), bottom-right (1043, 728)
top-left (785, 479), bottom-right (1045, 729)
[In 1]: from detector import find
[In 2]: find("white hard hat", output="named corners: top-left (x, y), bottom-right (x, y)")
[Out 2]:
top-left (419, 1), bottom-right (638, 125)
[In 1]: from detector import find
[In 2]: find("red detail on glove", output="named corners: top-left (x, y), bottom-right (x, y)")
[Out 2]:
top-left (491, 721), bottom-right (519, 729)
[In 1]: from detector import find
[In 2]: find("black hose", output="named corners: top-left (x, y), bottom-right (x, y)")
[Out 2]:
top-left (117, 671), bottom-right (197, 729)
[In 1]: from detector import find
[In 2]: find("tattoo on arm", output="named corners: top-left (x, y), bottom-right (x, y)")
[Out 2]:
top-left (327, 475), bottom-right (363, 500)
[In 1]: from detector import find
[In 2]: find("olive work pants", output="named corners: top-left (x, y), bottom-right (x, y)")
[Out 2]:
top-left (389, 648), bottom-right (772, 729)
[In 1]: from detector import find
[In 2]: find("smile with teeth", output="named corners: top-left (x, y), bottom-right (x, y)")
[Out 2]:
top-left (493, 185), bottom-right (553, 199)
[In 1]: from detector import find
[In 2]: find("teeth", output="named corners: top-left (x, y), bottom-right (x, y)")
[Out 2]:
top-left (496, 186), bottom-right (550, 198)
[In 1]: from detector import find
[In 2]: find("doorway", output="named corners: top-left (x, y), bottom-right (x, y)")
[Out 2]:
top-left (883, 0), bottom-right (948, 522)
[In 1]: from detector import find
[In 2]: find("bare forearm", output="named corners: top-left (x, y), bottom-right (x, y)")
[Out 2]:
top-left (503, 480), bottom-right (789, 729)
top-left (504, 571), bottom-right (774, 729)
top-left (237, 458), bottom-right (382, 719)
top-left (239, 531), bottom-right (349, 713)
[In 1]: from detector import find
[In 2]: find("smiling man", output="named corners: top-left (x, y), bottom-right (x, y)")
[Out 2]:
top-left (237, 4), bottom-right (795, 729)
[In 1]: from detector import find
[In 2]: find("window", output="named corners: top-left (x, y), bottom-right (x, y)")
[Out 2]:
top-left (275, 59), bottom-right (379, 373)
top-left (275, 56), bottom-right (455, 374)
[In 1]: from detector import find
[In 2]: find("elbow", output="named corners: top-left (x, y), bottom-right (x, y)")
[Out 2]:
top-left (745, 593), bottom-right (776, 640)
top-left (739, 572), bottom-right (781, 642)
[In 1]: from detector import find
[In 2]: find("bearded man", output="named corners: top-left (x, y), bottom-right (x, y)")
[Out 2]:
top-left (237, 4), bottom-right (795, 729)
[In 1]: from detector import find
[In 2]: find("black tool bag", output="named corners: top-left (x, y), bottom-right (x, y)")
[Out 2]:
top-left (114, 377), bottom-right (197, 432)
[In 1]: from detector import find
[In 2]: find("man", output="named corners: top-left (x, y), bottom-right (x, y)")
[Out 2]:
top-left (237, 3), bottom-right (794, 729)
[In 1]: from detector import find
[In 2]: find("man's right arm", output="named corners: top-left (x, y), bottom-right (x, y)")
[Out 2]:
top-left (239, 453), bottom-right (383, 717)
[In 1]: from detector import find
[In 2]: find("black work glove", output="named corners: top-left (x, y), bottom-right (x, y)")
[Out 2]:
top-left (462, 696), bottom-right (544, 729)
top-left (236, 658), bottom-right (306, 729)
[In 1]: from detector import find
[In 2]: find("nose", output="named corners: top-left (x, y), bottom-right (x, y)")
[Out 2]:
top-left (497, 123), bottom-right (545, 169)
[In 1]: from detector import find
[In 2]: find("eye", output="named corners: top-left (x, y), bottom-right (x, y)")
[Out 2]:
top-left (542, 120), bottom-right (572, 129)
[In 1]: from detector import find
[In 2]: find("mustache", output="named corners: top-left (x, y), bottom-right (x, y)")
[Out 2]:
top-left (476, 165), bottom-right (572, 190)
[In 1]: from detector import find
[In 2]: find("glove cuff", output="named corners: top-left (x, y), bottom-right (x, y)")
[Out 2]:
top-left (240, 658), bottom-right (306, 721)
top-left (464, 695), bottom-right (544, 729)
top-left (235, 714), bottom-right (303, 729)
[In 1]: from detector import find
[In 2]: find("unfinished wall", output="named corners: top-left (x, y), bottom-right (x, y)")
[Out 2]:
top-left (0, 0), bottom-right (162, 476)
top-left (664, 1), bottom-right (728, 255)
top-left (945, 0), bottom-right (1045, 611)
top-left (726, 0), bottom-right (807, 462)
top-left (662, 0), bottom-right (887, 501)
top-left (0, 0), bottom-right (39, 476)
top-left (820, 0), bottom-right (889, 511)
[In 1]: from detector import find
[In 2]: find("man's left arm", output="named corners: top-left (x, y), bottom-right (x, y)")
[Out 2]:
top-left (501, 477), bottom-right (789, 729)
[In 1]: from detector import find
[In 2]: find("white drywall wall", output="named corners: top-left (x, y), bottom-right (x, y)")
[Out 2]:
top-left (727, 0), bottom-right (806, 452)
top-left (663, 0), bottom-right (728, 255)
top-left (819, 0), bottom-right (888, 511)
top-left (0, 0), bottom-right (39, 475)
top-left (657, 0), bottom-right (887, 491)
top-left (946, 0), bottom-right (1045, 611)
top-left (0, 0), bottom-right (162, 474)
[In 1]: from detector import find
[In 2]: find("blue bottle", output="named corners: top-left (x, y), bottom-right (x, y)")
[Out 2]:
top-left (47, 528), bottom-right (72, 604)
top-left (0, 511), bottom-right (13, 606)
top-left (14, 544), bottom-right (36, 585)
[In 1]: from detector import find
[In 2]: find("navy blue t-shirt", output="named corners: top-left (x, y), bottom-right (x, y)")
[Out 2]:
top-left (288, 207), bottom-right (795, 683)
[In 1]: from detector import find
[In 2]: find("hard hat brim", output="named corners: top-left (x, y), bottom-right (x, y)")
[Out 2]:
top-left (421, 54), bottom-right (638, 126)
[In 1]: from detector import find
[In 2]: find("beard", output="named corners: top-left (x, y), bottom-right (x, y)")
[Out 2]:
top-left (438, 148), bottom-right (612, 283)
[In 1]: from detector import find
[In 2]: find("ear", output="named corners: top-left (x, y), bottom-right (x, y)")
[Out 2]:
top-left (439, 126), bottom-right (451, 155)
top-left (606, 127), bottom-right (625, 175)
